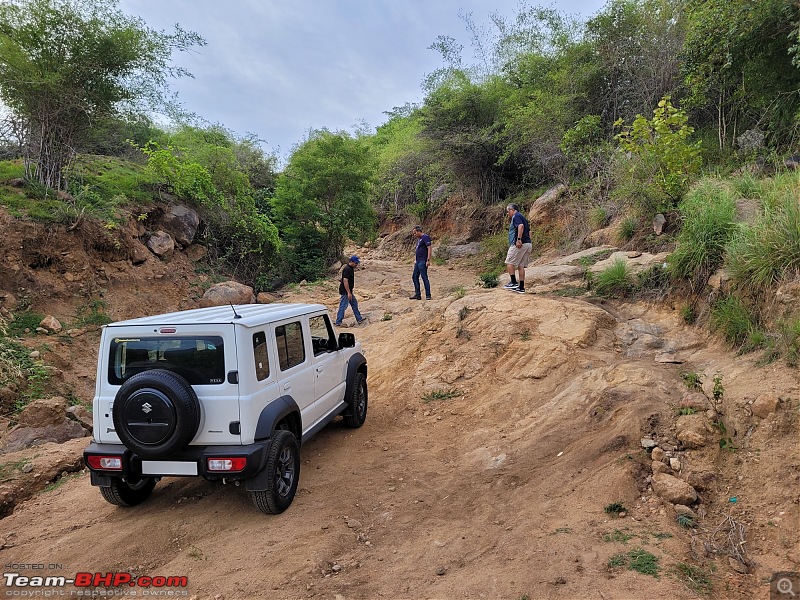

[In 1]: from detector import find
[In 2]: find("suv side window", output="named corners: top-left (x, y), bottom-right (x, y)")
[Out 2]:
top-left (253, 331), bottom-right (270, 381)
top-left (275, 321), bottom-right (305, 371)
top-left (309, 314), bottom-right (336, 355)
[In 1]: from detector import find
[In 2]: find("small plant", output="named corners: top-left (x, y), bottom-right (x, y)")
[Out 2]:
top-left (455, 326), bottom-right (471, 340)
top-left (603, 528), bottom-right (633, 543)
top-left (671, 562), bottom-right (712, 595)
top-left (678, 407), bottom-right (696, 415)
top-left (478, 271), bottom-right (499, 288)
top-left (520, 328), bottom-right (531, 341)
top-left (589, 206), bottom-right (610, 230)
top-left (421, 388), bottom-right (462, 403)
top-left (592, 259), bottom-right (635, 298)
top-left (6, 310), bottom-right (46, 337)
top-left (617, 217), bottom-right (638, 242)
top-left (458, 306), bottom-right (469, 321)
top-left (608, 548), bottom-right (661, 577)
top-left (451, 285), bottom-right (466, 299)
top-left (679, 304), bottom-right (696, 324)
top-left (604, 502), bottom-right (627, 517)
top-left (710, 295), bottom-right (757, 349)
top-left (381, 313), bottom-right (393, 321)
top-left (676, 513), bottom-right (695, 529)
top-left (188, 545), bottom-right (206, 561)
top-left (681, 371), bottom-right (702, 391)
top-left (75, 299), bottom-right (112, 327)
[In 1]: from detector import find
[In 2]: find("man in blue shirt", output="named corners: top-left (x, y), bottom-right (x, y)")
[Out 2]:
top-left (503, 204), bottom-right (532, 294)
top-left (335, 255), bottom-right (365, 325)
top-left (410, 225), bottom-right (432, 300)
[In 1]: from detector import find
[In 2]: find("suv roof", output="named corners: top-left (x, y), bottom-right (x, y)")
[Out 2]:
top-left (106, 303), bottom-right (328, 329)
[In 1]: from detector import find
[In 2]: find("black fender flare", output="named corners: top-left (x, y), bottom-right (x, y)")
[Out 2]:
top-left (343, 352), bottom-right (367, 408)
top-left (254, 395), bottom-right (301, 442)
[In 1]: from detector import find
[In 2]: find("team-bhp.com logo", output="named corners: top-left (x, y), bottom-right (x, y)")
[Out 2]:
top-left (4, 572), bottom-right (188, 595)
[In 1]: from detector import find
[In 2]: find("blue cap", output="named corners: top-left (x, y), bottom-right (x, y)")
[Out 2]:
top-left (349, 255), bottom-right (360, 264)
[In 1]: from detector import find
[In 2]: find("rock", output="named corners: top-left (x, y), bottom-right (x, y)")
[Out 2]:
top-left (728, 557), bottom-right (750, 574)
top-left (0, 291), bottom-right (17, 310)
top-left (751, 393), bottom-right (780, 418)
top-left (641, 438), bottom-right (656, 449)
top-left (679, 392), bottom-right (708, 412)
top-left (185, 244), bottom-right (207, 262)
top-left (528, 184), bottom-right (567, 226)
top-left (675, 414), bottom-right (713, 449)
top-left (651, 473), bottom-right (698, 505)
top-left (651, 460), bottom-right (670, 474)
top-left (129, 240), bottom-right (150, 265)
top-left (199, 281), bottom-right (256, 307)
top-left (159, 204), bottom-right (199, 248)
top-left (674, 504), bottom-right (698, 518)
top-left (652, 214), bottom-right (666, 235)
top-left (707, 268), bottom-right (732, 293)
top-left (18, 398), bottom-right (68, 428)
top-left (66, 405), bottom-right (93, 433)
top-left (256, 292), bottom-right (279, 304)
top-left (39, 315), bottom-right (62, 333)
top-left (1, 420), bottom-right (87, 452)
top-left (686, 470), bottom-right (716, 491)
top-left (146, 231), bottom-right (175, 258)
top-left (29, 351), bottom-right (40, 359)
top-left (669, 457), bottom-right (681, 471)
top-left (651, 447), bottom-right (665, 462)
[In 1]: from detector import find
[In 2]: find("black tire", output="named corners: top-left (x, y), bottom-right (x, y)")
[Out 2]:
top-left (250, 430), bottom-right (300, 514)
top-left (99, 476), bottom-right (156, 507)
top-left (343, 371), bottom-right (368, 428)
top-left (112, 370), bottom-right (201, 458)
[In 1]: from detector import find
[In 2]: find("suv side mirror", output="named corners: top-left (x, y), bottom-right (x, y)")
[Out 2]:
top-left (338, 332), bottom-right (355, 348)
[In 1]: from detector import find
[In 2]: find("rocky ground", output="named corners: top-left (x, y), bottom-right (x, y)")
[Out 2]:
top-left (0, 208), bottom-right (798, 600)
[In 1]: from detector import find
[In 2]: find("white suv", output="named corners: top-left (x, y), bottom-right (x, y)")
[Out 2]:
top-left (83, 303), bottom-right (368, 514)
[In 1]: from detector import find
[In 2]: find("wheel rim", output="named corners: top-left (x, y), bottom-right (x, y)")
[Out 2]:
top-left (355, 382), bottom-right (366, 418)
top-left (275, 446), bottom-right (295, 497)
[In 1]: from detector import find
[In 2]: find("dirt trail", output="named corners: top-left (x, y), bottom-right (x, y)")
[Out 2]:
top-left (1, 249), bottom-right (798, 600)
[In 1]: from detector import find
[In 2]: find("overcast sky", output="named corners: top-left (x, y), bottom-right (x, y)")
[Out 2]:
top-left (117, 0), bottom-right (607, 163)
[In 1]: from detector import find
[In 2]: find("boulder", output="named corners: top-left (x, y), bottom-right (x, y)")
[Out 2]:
top-left (18, 397), bottom-right (68, 428)
top-left (675, 413), bottom-right (714, 449)
top-left (651, 472), bottom-right (698, 505)
top-left (751, 393), bottom-right (780, 418)
top-left (200, 281), bottom-right (256, 307)
top-left (146, 231), bottom-right (175, 258)
top-left (39, 315), bottom-right (62, 333)
top-left (159, 204), bottom-right (200, 248)
top-left (256, 292), bottom-right (279, 304)
top-left (0, 291), bottom-right (17, 311)
top-left (1, 420), bottom-right (87, 453)
top-left (66, 405), bottom-right (93, 433)
top-left (128, 240), bottom-right (150, 265)
top-left (528, 184), bottom-right (567, 226)
top-left (652, 213), bottom-right (666, 235)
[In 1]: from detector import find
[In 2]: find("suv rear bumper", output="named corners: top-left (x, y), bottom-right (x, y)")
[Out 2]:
top-left (84, 441), bottom-right (269, 485)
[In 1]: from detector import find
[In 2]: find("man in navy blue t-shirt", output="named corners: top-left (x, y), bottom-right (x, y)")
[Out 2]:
top-left (336, 255), bottom-right (365, 325)
top-left (410, 225), bottom-right (432, 300)
top-left (503, 204), bottom-right (532, 294)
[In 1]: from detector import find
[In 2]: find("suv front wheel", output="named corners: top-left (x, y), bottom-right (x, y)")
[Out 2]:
top-left (250, 430), bottom-right (300, 514)
top-left (343, 371), bottom-right (368, 428)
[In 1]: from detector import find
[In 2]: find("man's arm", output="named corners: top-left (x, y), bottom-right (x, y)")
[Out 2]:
top-left (342, 275), bottom-right (353, 297)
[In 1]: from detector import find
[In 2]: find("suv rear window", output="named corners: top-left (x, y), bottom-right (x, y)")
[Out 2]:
top-left (108, 336), bottom-right (225, 386)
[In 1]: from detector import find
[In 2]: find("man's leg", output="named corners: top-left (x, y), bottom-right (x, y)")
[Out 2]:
top-left (419, 262), bottom-right (431, 298)
top-left (410, 263), bottom-right (422, 298)
top-left (335, 294), bottom-right (348, 324)
top-left (350, 295), bottom-right (363, 322)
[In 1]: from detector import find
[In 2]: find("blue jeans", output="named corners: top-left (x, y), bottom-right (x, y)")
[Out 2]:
top-left (412, 261), bottom-right (431, 298)
top-left (336, 293), bottom-right (362, 324)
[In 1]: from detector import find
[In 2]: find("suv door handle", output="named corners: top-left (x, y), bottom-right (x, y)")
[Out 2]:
top-left (283, 383), bottom-right (291, 392)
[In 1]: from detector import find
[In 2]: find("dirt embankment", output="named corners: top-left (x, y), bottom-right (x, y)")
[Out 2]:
top-left (0, 210), bottom-right (798, 600)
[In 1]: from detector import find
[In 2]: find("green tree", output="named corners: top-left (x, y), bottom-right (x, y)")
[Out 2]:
top-left (0, 0), bottom-right (204, 190)
top-left (270, 130), bottom-right (376, 281)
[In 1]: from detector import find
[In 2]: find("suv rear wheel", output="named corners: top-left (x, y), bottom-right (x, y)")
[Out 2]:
top-left (251, 430), bottom-right (300, 514)
top-left (99, 476), bottom-right (156, 507)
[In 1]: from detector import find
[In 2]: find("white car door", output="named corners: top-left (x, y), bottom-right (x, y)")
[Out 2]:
top-left (308, 313), bottom-right (347, 420)
top-left (273, 319), bottom-right (317, 431)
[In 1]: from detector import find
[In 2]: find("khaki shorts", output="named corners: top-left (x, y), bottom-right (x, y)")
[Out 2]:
top-left (505, 243), bottom-right (532, 268)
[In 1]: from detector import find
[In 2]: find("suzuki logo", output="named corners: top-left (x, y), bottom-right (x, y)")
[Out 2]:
top-left (141, 402), bottom-right (153, 414)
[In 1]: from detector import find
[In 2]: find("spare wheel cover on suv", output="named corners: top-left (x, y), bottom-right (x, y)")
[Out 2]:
top-left (113, 370), bottom-right (201, 458)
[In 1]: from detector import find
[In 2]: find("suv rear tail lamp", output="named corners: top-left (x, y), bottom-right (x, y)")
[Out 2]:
top-left (87, 455), bottom-right (123, 470)
top-left (207, 458), bottom-right (246, 472)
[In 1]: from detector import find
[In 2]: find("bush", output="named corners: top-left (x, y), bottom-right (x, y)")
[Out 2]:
top-left (710, 295), bottom-right (757, 349)
top-left (669, 178), bottom-right (738, 288)
top-left (726, 175), bottom-right (800, 294)
top-left (592, 259), bottom-right (635, 298)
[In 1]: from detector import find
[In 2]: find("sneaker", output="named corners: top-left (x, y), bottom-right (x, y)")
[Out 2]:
top-left (409, 295), bottom-right (421, 300)
top-left (503, 282), bottom-right (518, 289)
top-left (425, 296), bottom-right (432, 300)
top-left (334, 322), bottom-right (342, 326)
top-left (515, 288), bottom-right (526, 294)
top-left (356, 318), bottom-right (366, 325)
